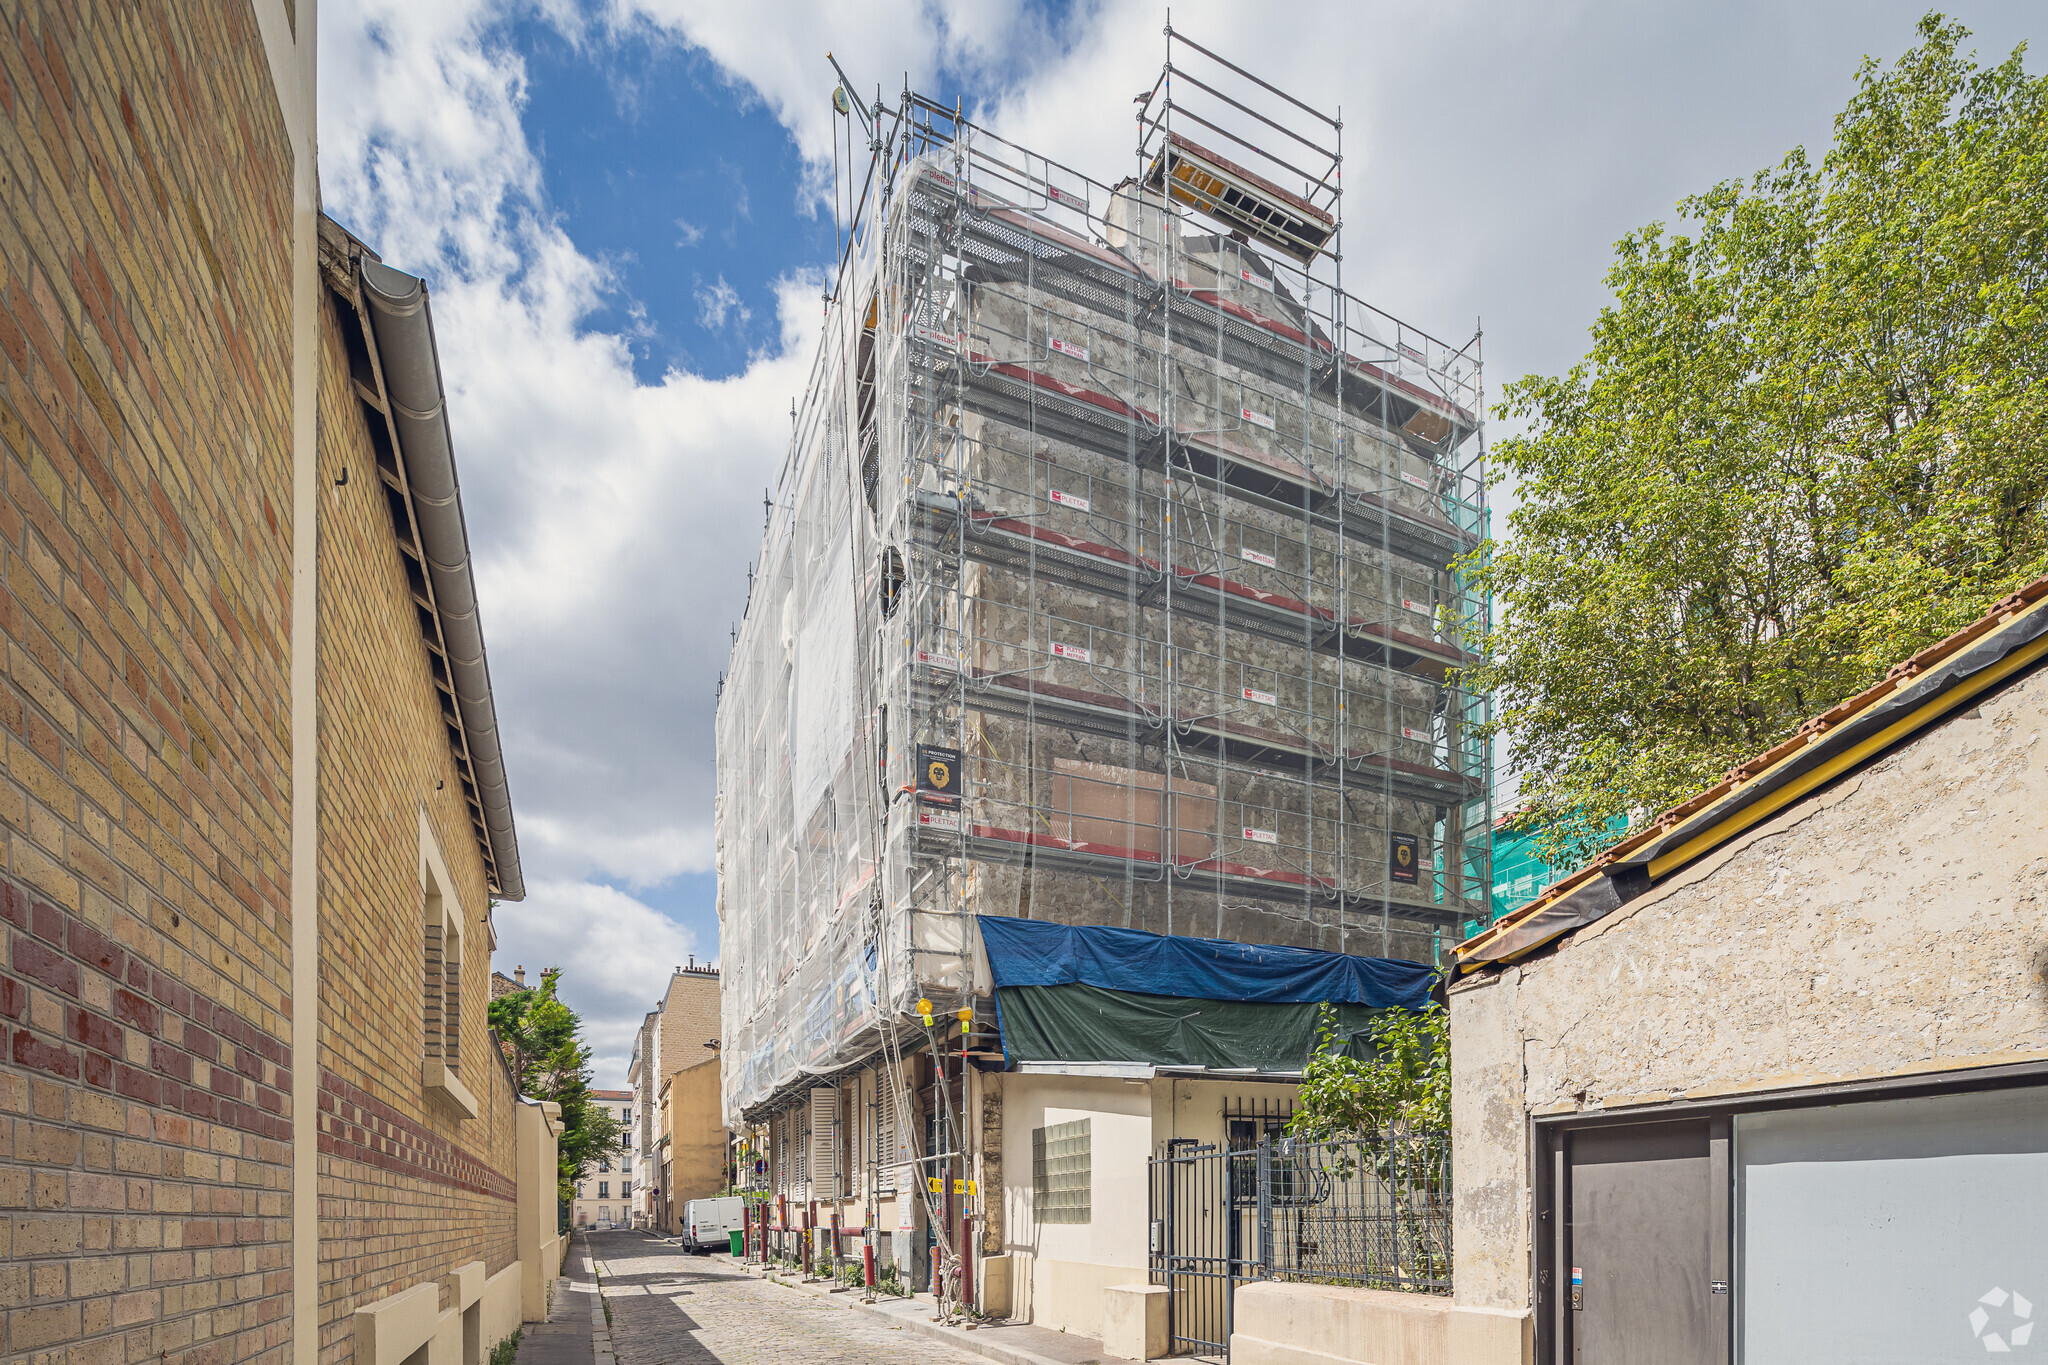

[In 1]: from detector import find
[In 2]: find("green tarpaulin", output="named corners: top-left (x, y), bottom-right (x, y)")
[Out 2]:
top-left (996, 982), bottom-right (1393, 1070)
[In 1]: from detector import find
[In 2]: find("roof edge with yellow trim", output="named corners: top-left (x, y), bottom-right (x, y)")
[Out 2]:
top-left (1455, 576), bottom-right (2048, 975)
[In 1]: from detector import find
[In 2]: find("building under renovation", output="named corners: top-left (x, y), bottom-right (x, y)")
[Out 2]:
top-left (715, 30), bottom-right (1489, 1335)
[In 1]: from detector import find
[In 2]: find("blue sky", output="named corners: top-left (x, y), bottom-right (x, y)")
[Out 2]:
top-left (319, 0), bottom-right (2045, 1082)
top-left (508, 18), bottom-right (834, 382)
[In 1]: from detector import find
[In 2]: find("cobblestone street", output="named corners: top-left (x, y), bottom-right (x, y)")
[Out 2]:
top-left (585, 1232), bottom-right (994, 1365)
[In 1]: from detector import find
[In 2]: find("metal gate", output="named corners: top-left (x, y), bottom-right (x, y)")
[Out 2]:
top-left (1149, 1131), bottom-right (1455, 1359)
top-left (1148, 1137), bottom-right (1261, 1357)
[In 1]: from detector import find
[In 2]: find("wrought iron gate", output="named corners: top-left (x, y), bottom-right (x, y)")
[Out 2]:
top-left (1148, 1137), bottom-right (1258, 1357)
top-left (1149, 1131), bottom-right (1455, 1359)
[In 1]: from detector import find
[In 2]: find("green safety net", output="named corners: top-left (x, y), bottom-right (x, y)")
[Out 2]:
top-left (995, 982), bottom-right (1395, 1071)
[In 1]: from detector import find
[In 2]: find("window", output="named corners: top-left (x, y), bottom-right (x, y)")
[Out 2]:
top-left (598, 1181), bottom-right (609, 1199)
top-left (1033, 1119), bottom-right (1091, 1224)
top-left (622, 1109), bottom-right (632, 1127)
top-left (419, 815), bottom-right (477, 1118)
top-left (622, 1179), bottom-right (630, 1197)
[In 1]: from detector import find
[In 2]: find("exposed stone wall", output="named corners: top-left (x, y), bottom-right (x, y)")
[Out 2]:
top-left (311, 285), bottom-right (518, 1360)
top-left (1448, 662), bottom-right (2048, 1315)
top-left (0, 6), bottom-right (298, 1365)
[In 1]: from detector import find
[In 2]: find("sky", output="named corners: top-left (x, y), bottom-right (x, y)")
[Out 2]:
top-left (315, 0), bottom-right (2044, 1083)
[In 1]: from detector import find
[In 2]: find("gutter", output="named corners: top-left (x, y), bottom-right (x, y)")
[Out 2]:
top-left (1457, 577), bottom-right (2048, 974)
top-left (317, 217), bottom-right (524, 900)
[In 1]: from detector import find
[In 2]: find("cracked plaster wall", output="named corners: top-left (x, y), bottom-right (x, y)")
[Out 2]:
top-left (1448, 663), bottom-right (2048, 1315)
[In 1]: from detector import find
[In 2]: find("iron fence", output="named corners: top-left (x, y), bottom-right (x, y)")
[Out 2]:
top-left (1150, 1129), bottom-right (1451, 1358)
top-left (1253, 1131), bottom-right (1452, 1293)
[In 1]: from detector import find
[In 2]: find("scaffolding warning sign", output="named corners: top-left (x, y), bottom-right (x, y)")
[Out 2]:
top-left (916, 744), bottom-right (962, 803)
top-left (1390, 833), bottom-right (1421, 883)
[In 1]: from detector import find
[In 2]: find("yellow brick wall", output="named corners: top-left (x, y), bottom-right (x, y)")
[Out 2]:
top-left (310, 283), bottom-right (519, 1361)
top-left (0, 7), bottom-right (298, 1365)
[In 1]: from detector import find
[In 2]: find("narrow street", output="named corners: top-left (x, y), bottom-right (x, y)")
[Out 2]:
top-left (576, 1232), bottom-right (996, 1365)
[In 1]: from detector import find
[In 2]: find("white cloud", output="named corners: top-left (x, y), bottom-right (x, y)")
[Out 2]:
top-left (320, 0), bottom-right (2046, 1066)
top-left (693, 274), bottom-right (749, 329)
top-left (320, 0), bottom-right (819, 1067)
top-left (493, 881), bottom-right (700, 1080)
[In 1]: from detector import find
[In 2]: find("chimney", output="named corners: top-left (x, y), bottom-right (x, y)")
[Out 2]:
top-left (687, 954), bottom-right (695, 971)
top-left (514, 965), bottom-right (526, 986)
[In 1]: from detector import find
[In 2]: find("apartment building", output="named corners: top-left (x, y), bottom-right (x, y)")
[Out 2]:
top-left (0, 10), bottom-right (561, 1365)
top-left (625, 1009), bottom-right (658, 1227)
top-left (569, 1089), bottom-right (634, 1229)
top-left (715, 36), bottom-right (1486, 1333)
top-left (624, 963), bottom-right (725, 1234)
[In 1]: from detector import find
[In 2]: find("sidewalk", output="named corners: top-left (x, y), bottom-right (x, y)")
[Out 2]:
top-left (512, 1236), bottom-right (600, 1365)
top-left (741, 1255), bottom-right (1136, 1365)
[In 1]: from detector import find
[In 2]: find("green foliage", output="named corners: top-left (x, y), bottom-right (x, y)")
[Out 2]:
top-left (488, 968), bottom-right (623, 1202)
top-left (1289, 1004), bottom-right (1450, 1139)
top-left (487, 1331), bottom-right (520, 1365)
top-left (1463, 15), bottom-right (2048, 869)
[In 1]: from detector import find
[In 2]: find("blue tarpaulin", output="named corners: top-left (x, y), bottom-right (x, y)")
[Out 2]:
top-left (976, 916), bottom-right (1439, 1011)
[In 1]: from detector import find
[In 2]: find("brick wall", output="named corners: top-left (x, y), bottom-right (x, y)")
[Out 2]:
top-left (1, 7), bottom-right (298, 1365)
top-left (310, 282), bottom-right (518, 1359)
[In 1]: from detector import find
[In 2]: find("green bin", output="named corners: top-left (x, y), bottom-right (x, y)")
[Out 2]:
top-left (728, 1229), bottom-right (744, 1257)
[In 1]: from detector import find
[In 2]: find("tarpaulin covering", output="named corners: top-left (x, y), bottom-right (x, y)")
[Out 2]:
top-left (977, 916), bottom-right (1439, 1010)
top-left (997, 983), bottom-right (1390, 1070)
top-left (978, 917), bottom-right (1439, 1069)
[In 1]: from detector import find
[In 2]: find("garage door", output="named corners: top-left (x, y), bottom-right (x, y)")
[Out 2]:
top-left (1737, 1085), bottom-right (2048, 1363)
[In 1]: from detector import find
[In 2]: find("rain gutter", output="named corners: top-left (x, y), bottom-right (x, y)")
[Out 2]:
top-left (318, 216), bottom-right (523, 901)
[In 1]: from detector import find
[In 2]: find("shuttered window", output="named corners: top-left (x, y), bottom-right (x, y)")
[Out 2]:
top-left (808, 1086), bottom-right (839, 1198)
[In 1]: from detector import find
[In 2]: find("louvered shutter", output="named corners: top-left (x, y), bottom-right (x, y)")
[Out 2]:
top-left (874, 1081), bottom-right (896, 1192)
top-left (809, 1086), bottom-right (839, 1199)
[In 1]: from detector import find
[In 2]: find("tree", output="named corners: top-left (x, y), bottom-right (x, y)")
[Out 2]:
top-left (1289, 1004), bottom-right (1450, 1140)
top-left (1463, 15), bottom-right (2048, 869)
top-left (489, 968), bottom-right (622, 1202)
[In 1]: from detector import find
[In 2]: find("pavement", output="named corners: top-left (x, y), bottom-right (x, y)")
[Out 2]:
top-left (557, 1229), bottom-right (1135, 1365)
top-left (512, 1239), bottom-right (598, 1365)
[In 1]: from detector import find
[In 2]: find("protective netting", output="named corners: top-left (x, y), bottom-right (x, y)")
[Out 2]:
top-left (717, 105), bottom-right (1490, 1125)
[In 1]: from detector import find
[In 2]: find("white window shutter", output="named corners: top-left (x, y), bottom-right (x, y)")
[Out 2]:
top-left (809, 1086), bottom-right (839, 1199)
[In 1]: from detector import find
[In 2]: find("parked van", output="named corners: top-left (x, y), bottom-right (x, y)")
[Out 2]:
top-left (681, 1195), bottom-right (745, 1252)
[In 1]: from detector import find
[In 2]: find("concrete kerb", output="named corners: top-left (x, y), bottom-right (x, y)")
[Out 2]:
top-left (734, 1255), bottom-right (1138, 1365)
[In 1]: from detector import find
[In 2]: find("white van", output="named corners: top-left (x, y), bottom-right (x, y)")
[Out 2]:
top-left (681, 1195), bottom-right (745, 1252)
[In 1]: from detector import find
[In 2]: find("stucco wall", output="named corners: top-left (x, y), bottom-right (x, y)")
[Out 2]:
top-left (1449, 663), bottom-right (2048, 1318)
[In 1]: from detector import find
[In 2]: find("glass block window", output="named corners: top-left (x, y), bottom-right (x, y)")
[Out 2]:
top-left (1033, 1118), bottom-right (1092, 1224)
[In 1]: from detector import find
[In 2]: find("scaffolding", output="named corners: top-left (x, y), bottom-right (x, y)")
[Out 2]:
top-left (717, 31), bottom-right (1491, 1125)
